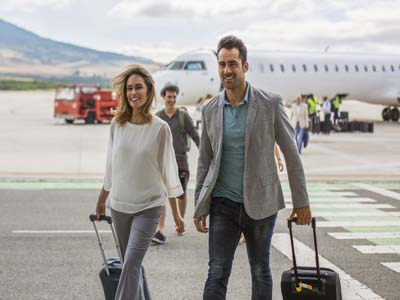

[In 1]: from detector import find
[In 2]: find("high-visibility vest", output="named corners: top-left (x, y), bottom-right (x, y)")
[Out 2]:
top-left (308, 97), bottom-right (317, 114)
top-left (333, 96), bottom-right (340, 109)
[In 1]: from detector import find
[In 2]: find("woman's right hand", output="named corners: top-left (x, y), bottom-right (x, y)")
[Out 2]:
top-left (96, 199), bottom-right (106, 220)
top-left (96, 187), bottom-right (109, 220)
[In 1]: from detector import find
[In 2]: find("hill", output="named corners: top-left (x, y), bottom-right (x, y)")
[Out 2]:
top-left (0, 19), bottom-right (160, 80)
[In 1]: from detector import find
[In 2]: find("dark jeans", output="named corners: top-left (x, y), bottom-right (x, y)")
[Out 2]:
top-left (203, 197), bottom-right (277, 300)
top-left (323, 114), bottom-right (332, 133)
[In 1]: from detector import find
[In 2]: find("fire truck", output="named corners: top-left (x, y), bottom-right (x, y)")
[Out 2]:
top-left (53, 84), bottom-right (118, 124)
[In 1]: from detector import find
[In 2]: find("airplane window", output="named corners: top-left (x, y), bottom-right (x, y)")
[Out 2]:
top-left (372, 65), bottom-right (376, 72)
top-left (280, 64), bottom-right (285, 72)
top-left (335, 65), bottom-right (339, 72)
top-left (324, 65), bottom-right (329, 72)
top-left (292, 64), bottom-right (296, 72)
top-left (345, 65), bottom-right (349, 72)
top-left (270, 64), bottom-right (274, 72)
top-left (166, 61), bottom-right (185, 70)
top-left (303, 64), bottom-right (307, 72)
top-left (259, 64), bottom-right (264, 73)
top-left (184, 61), bottom-right (206, 70)
top-left (355, 65), bottom-right (359, 72)
top-left (382, 65), bottom-right (386, 72)
top-left (391, 65), bottom-right (395, 72)
top-left (314, 64), bottom-right (318, 72)
top-left (364, 65), bottom-right (368, 72)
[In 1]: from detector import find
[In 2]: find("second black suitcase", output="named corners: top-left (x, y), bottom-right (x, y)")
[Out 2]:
top-left (281, 218), bottom-right (342, 300)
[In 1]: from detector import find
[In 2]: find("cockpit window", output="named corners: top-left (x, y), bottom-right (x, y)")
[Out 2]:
top-left (165, 61), bottom-right (185, 70)
top-left (184, 61), bottom-right (206, 70)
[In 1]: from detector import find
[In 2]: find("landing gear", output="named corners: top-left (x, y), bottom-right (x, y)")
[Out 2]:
top-left (391, 108), bottom-right (400, 122)
top-left (382, 107), bottom-right (399, 122)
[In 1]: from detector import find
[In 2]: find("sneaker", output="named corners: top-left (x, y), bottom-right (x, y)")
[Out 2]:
top-left (152, 231), bottom-right (166, 245)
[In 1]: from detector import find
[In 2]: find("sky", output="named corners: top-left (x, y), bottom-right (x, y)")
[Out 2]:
top-left (1, 0), bottom-right (400, 63)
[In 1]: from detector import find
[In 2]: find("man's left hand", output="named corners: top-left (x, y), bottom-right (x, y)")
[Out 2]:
top-left (288, 205), bottom-right (312, 225)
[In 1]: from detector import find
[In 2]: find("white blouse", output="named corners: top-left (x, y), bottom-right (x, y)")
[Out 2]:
top-left (103, 116), bottom-right (183, 214)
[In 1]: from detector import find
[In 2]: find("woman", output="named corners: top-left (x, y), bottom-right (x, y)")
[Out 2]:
top-left (95, 64), bottom-right (184, 300)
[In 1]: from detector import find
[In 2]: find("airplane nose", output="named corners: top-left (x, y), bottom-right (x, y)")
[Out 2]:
top-left (153, 71), bottom-right (179, 103)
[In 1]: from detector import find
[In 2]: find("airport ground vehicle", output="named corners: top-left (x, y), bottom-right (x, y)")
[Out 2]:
top-left (53, 85), bottom-right (117, 124)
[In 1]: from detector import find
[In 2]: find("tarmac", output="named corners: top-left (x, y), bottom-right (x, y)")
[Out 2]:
top-left (1, 90), bottom-right (400, 299)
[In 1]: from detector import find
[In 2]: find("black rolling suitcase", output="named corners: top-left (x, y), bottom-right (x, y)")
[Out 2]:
top-left (281, 218), bottom-right (342, 300)
top-left (90, 215), bottom-right (151, 300)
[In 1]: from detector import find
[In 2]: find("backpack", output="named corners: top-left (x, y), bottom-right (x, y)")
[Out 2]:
top-left (156, 107), bottom-right (191, 152)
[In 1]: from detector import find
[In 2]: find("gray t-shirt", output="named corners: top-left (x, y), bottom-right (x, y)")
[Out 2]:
top-left (157, 108), bottom-right (200, 163)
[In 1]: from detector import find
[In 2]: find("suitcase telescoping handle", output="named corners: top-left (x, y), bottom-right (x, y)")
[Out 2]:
top-left (288, 217), bottom-right (321, 285)
top-left (89, 214), bottom-right (124, 276)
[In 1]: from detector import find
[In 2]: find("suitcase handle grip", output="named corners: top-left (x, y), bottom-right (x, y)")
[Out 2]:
top-left (89, 214), bottom-right (112, 224)
top-left (287, 217), bottom-right (316, 228)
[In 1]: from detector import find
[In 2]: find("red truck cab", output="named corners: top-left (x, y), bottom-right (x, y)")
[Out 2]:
top-left (53, 84), bottom-right (117, 124)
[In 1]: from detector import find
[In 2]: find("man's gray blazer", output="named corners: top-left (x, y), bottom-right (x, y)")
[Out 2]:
top-left (194, 84), bottom-right (309, 220)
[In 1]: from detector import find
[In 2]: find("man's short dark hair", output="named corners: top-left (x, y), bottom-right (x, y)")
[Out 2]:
top-left (217, 35), bottom-right (247, 63)
top-left (160, 82), bottom-right (179, 97)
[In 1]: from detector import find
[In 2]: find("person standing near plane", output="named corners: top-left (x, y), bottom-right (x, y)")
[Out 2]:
top-left (307, 94), bottom-right (319, 133)
top-left (331, 95), bottom-right (341, 125)
top-left (322, 96), bottom-right (332, 134)
top-left (95, 65), bottom-right (183, 299)
top-left (194, 35), bottom-right (311, 300)
top-left (291, 96), bottom-right (310, 153)
top-left (152, 83), bottom-right (200, 244)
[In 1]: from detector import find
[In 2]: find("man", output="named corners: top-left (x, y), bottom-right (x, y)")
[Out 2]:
top-left (322, 96), bottom-right (332, 134)
top-left (307, 94), bottom-right (319, 133)
top-left (290, 96), bottom-right (309, 153)
top-left (152, 82), bottom-right (200, 244)
top-left (331, 95), bottom-right (341, 125)
top-left (194, 35), bottom-right (312, 300)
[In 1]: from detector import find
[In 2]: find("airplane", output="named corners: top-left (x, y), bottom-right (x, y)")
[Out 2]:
top-left (152, 49), bottom-right (400, 122)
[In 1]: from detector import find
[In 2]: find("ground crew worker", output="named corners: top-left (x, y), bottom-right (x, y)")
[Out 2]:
top-left (332, 95), bottom-right (341, 125)
top-left (307, 94), bottom-right (318, 132)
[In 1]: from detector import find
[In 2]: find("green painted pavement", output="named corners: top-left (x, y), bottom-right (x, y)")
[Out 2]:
top-left (347, 226), bottom-right (400, 233)
top-left (368, 239), bottom-right (400, 246)
top-left (324, 216), bottom-right (400, 222)
top-left (0, 181), bottom-right (102, 190)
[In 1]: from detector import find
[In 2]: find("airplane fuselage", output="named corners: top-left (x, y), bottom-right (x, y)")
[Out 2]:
top-left (153, 49), bottom-right (400, 115)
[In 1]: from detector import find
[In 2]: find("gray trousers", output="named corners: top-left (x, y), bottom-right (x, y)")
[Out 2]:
top-left (111, 206), bottom-right (161, 300)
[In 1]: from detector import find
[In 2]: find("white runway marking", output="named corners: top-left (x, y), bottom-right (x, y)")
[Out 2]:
top-left (284, 191), bottom-right (358, 197)
top-left (353, 245), bottom-right (400, 254)
top-left (329, 232), bottom-right (400, 239)
top-left (313, 211), bottom-right (400, 217)
top-left (381, 262), bottom-right (400, 273)
top-left (12, 230), bottom-right (111, 234)
top-left (352, 183), bottom-right (400, 201)
top-left (318, 221), bottom-right (400, 228)
top-left (285, 203), bottom-right (394, 209)
top-left (272, 233), bottom-right (384, 300)
top-left (285, 197), bottom-right (376, 203)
